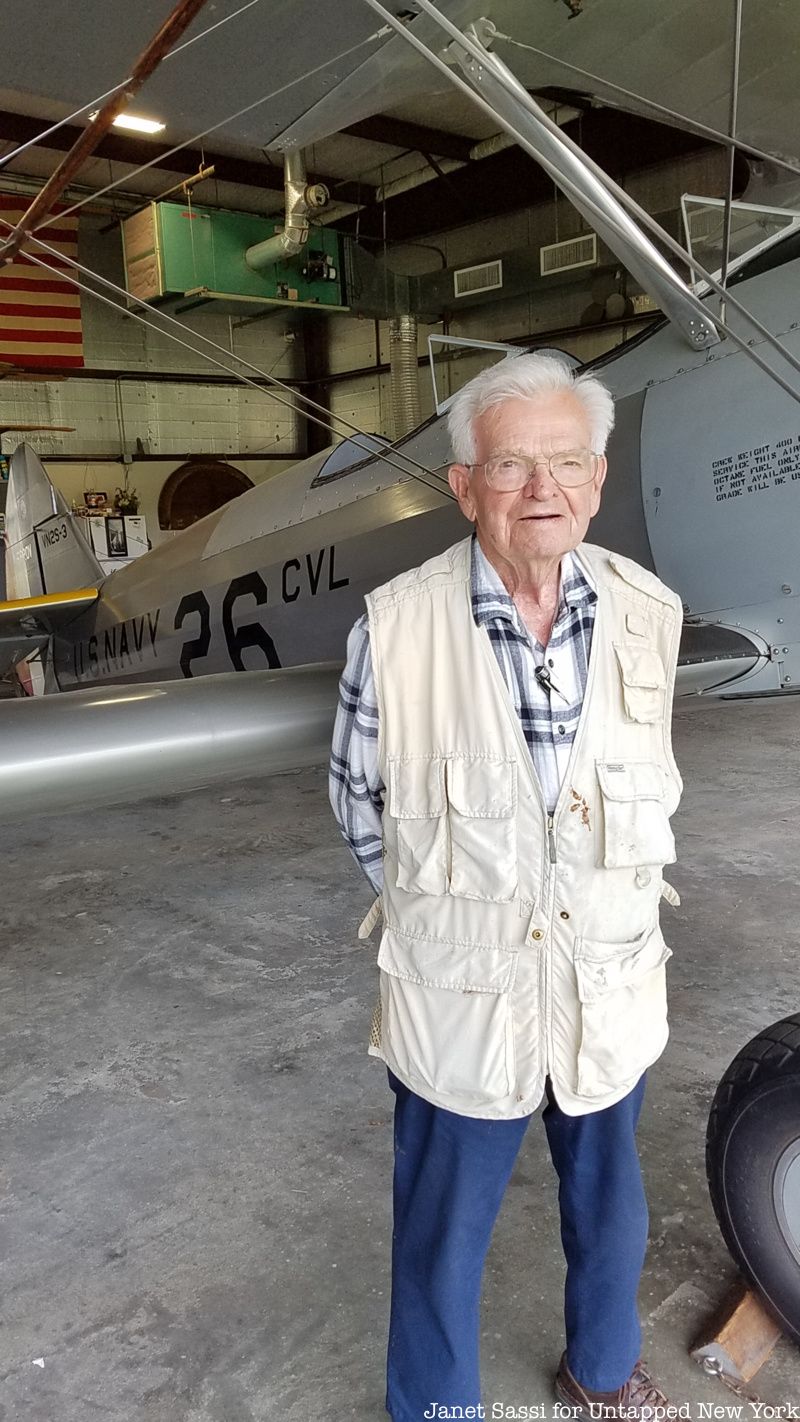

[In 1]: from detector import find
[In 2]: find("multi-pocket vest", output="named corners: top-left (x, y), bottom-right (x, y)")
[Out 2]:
top-left (364, 535), bottom-right (683, 1119)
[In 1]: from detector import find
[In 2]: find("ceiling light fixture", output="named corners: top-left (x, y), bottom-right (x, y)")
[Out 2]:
top-left (87, 111), bottom-right (165, 134)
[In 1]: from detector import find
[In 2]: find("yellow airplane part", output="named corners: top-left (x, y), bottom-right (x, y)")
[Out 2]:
top-left (0, 587), bottom-right (98, 615)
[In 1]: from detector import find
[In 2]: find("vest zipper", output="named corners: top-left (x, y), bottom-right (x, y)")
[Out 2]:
top-left (546, 815), bottom-right (557, 864)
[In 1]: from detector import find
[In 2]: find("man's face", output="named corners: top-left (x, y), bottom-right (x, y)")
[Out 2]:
top-left (448, 390), bottom-right (607, 569)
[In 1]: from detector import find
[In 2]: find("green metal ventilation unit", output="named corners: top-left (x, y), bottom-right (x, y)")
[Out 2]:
top-left (121, 201), bottom-right (346, 314)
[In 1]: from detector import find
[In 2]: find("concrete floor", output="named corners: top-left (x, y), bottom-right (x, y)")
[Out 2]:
top-left (2, 697), bottom-right (800, 1421)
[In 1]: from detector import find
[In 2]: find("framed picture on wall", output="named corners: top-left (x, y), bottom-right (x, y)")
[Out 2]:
top-left (106, 516), bottom-right (128, 557)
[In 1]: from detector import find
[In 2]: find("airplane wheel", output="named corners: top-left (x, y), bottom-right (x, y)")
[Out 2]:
top-left (706, 1013), bottom-right (800, 1344)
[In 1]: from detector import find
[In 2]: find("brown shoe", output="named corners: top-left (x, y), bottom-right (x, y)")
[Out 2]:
top-left (555, 1352), bottom-right (672, 1420)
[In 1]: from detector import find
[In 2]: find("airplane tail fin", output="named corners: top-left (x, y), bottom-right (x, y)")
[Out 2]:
top-left (4, 443), bottom-right (103, 600)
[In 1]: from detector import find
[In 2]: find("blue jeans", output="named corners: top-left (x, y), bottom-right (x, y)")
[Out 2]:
top-left (386, 1070), bottom-right (649, 1422)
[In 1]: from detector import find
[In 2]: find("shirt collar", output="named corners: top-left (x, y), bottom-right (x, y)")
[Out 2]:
top-left (470, 534), bottom-right (597, 630)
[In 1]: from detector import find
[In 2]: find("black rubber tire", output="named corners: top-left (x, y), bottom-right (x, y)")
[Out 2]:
top-left (706, 1012), bottom-right (800, 1344)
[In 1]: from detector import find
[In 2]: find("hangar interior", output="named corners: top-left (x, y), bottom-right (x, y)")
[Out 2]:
top-left (0, 143), bottom-right (728, 544)
top-left (0, 0), bottom-right (755, 548)
top-left (2, 2), bottom-right (800, 1419)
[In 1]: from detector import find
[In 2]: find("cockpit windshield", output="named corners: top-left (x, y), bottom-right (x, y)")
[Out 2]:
top-left (681, 194), bottom-right (800, 288)
top-left (428, 335), bottom-right (522, 415)
top-left (314, 434), bottom-right (387, 484)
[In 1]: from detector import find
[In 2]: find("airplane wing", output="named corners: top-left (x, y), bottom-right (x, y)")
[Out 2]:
top-left (481, 1), bottom-right (800, 172)
top-left (0, 663), bottom-right (340, 821)
top-left (0, 587), bottom-right (99, 670)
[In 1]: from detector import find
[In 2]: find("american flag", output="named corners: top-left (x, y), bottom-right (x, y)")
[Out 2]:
top-left (0, 194), bottom-right (83, 369)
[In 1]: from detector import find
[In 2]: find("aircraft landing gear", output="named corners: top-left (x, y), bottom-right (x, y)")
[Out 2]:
top-left (707, 1013), bottom-right (800, 1346)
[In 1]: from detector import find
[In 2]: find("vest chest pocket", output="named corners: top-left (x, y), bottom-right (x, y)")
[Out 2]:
top-left (574, 923), bottom-right (672, 1098)
top-left (596, 760), bottom-right (676, 869)
top-left (614, 642), bottom-right (666, 723)
top-left (388, 755), bottom-right (519, 902)
top-left (446, 757), bottom-right (518, 903)
top-left (388, 756), bottom-right (448, 896)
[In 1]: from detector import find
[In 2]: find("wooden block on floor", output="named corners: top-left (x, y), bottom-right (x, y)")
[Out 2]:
top-left (691, 1282), bottom-right (783, 1384)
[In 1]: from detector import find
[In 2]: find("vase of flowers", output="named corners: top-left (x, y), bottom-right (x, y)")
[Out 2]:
top-left (114, 483), bottom-right (140, 515)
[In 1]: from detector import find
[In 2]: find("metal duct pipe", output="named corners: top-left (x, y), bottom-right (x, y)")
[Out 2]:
top-left (245, 151), bottom-right (329, 270)
top-left (388, 314), bottom-right (421, 438)
top-left (0, 664), bottom-right (340, 822)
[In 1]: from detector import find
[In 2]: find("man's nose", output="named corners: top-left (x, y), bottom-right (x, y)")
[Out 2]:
top-left (522, 458), bottom-right (559, 495)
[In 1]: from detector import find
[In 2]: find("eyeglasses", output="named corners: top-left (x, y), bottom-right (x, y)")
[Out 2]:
top-left (469, 448), bottom-right (600, 491)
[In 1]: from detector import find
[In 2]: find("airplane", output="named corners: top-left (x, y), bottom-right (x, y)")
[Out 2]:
top-left (0, 0), bottom-right (796, 814)
top-left (0, 5), bottom-right (799, 798)
top-left (4, 224), bottom-right (799, 708)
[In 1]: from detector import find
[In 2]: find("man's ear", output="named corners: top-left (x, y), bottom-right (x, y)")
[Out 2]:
top-left (589, 455), bottom-right (607, 516)
top-left (448, 464), bottom-right (476, 520)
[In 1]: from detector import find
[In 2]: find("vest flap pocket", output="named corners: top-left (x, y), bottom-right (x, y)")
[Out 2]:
top-left (387, 757), bottom-right (447, 895)
top-left (388, 756), bottom-right (446, 819)
top-left (596, 760), bottom-right (665, 802)
top-left (613, 642), bottom-right (666, 723)
top-left (574, 924), bottom-right (672, 1099)
top-left (446, 757), bottom-right (516, 819)
top-left (574, 923), bottom-right (672, 1003)
top-left (446, 758), bottom-right (518, 903)
top-left (613, 643), bottom-right (666, 689)
top-left (596, 760), bottom-right (676, 869)
top-left (377, 927), bottom-right (517, 1105)
top-left (378, 928), bottom-right (517, 994)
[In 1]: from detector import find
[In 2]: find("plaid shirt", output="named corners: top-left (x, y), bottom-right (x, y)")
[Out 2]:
top-left (329, 538), bottom-right (597, 891)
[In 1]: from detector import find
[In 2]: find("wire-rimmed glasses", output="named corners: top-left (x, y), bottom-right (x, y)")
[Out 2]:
top-left (469, 449), bottom-right (600, 490)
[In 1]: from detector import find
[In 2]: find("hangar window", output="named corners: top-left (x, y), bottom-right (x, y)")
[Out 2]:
top-left (158, 460), bottom-right (253, 530)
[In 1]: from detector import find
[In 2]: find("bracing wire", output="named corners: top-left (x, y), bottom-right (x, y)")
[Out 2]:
top-left (25, 26), bottom-right (392, 239)
top-left (362, 0), bottom-right (800, 406)
top-left (0, 0), bottom-right (269, 175)
top-left (0, 83), bottom-right (130, 173)
top-left (1, 222), bottom-right (454, 502)
top-left (16, 221), bottom-right (454, 493)
top-left (493, 29), bottom-right (800, 183)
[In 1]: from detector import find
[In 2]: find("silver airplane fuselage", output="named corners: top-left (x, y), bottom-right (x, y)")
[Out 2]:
top-left (26, 230), bottom-right (799, 703)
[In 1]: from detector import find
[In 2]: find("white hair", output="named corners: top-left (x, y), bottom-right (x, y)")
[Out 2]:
top-left (446, 352), bottom-right (615, 465)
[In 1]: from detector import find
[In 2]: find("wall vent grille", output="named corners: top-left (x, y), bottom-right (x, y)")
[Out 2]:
top-left (540, 233), bottom-right (597, 276)
top-left (453, 259), bottom-right (503, 298)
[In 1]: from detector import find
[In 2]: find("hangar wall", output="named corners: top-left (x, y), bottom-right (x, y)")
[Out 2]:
top-left (0, 145), bottom-right (726, 546)
top-left (0, 217), bottom-right (302, 547)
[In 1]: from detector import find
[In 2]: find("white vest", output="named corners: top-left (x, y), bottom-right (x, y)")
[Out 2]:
top-left (364, 535), bottom-right (683, 1119)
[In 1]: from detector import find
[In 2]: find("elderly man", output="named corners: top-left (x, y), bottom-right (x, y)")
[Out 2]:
top-left (330, 353), bottom-right (683, 1422)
